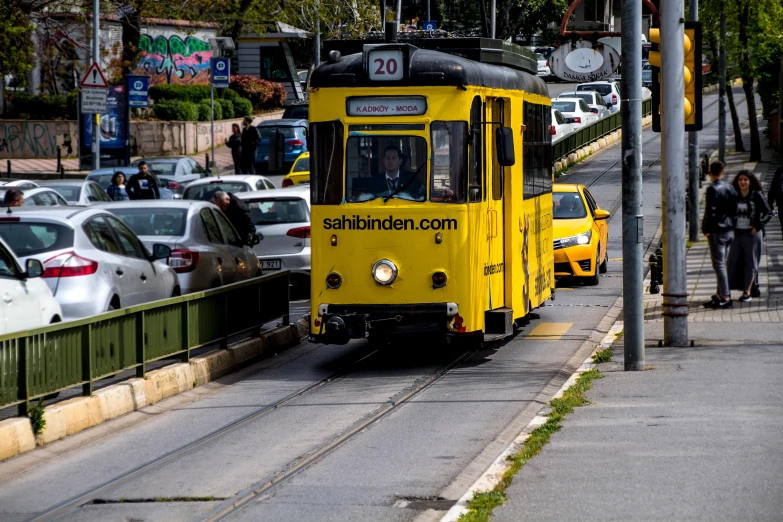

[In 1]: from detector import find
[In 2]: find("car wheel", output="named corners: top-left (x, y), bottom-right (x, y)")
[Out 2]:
top-left (171, 286), bottom-right (182, 297)
top-left (599, 250), bottom-right (608, 274)
top-left (585, 250), bottom-right (600, 286)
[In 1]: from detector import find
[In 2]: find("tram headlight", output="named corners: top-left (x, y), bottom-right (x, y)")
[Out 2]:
top-left (372, 259), bottom-right (397, 285)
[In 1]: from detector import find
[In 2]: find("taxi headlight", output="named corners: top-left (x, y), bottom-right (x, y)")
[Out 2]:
top-left (372, 259), bottom-right (397, 285)
top-left (576, 230), bottom-right (592, 245)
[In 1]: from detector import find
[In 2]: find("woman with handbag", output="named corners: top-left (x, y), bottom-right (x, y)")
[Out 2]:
top-left (727, 170), bottom-right (772, 302)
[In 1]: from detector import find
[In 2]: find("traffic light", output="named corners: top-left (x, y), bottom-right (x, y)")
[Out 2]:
top-left (648, 22), bottom-right (702, 133)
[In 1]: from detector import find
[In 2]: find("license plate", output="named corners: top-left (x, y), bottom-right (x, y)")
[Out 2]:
top-left (261, 259), bottom-right (281, 270)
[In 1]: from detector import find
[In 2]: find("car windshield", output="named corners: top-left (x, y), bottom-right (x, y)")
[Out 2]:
top-left (552, 101), bottom-right (576, 113)
top-left (344, 135), bottom-right (427, 203)
top-left (573, 93), bottom-right (594, 104)
top-left (578, 84), bottom-right (612, 95)
top-left (88, 174), bottom-right (115, 189)
top-left (293, 157), bottom-right (310, 173)
top-left (245, 198), bottom-right (309, 225)
top-left (45, 185), bottom-right (81, 201)
top-left (553, 192), bottom-right (588, 219)
top-left (0, 222), bottom-right (75, 256)
top-left (109, 208), bottom-right (188, 236)
top-left (183, 182), bottom-right (250, 201)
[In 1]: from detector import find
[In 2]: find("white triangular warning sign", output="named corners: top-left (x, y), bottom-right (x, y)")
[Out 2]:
top-left (80, 62), bottom-right (109, 88)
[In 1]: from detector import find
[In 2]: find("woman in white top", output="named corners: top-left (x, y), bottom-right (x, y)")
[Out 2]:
top-left (727, 170), bottom-right (772, 302)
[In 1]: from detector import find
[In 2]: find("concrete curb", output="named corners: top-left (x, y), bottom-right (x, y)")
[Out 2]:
top-left (0, 322), bottom-right (308, 462)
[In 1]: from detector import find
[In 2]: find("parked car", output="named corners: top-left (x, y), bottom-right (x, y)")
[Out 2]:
top-left (0, 187), bottom-right (69, 206)
top-left (98, 201), bottom-right (261, 294)
top-left (282, 152), bottom-right (310, 187)
top-left (552, 184), bottom-right (610, 286)
top-left (576, 80), bottom-right (622, 114)
top-left (283, 101), bottom-right (309, 120)
top-left (254, 119), bottom-right (308, 174)
top-left (182, 175), bottom-right (276, 201)
top-left (0, 207), bottom-right (179, 319)
top-left (0, 179), bottom-right (39, 189)
top-left (37, 180), bottom-right (112, 205)
top-left (551, 98), bottom-right (599, 129)
top-left (551, 109), bottom-right (575, 142)
top-left (296, 70), bottom-right (309, 91)
top-left (642, 62), bottom-right (652, 87)
top-left (557, 91), bottom-right (611, 119)
top-left (236, 186), bottom-right (310, 285)
top-left (86, 168), bottom-right (176, 200)
top-left (129, 156), bottom-right (208, 190)
top-left (536, 53), bottom-right (551, 80)
top-left (0, 234), bottom-right (62, 333)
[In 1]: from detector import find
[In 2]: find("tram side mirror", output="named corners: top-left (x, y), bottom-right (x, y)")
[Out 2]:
top-left (496, 127), bottom-right (515, 167)
top-left (268, 131), bottom-right (286, 173)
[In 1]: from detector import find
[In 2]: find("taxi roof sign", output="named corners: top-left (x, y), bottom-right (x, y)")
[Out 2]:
top-left (80, 62), bottom-right (109, 89)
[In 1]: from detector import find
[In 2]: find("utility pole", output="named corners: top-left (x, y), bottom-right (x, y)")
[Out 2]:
top-left (688, 0), bottom-right (699, 242)
top-left (718, 0), bottom-right (726, 163)
top-left (396, 0), bottom-right (402, 24)
top-left (314, 0), bottom-right (320, 67)
top-left (92, 0), bottom-right (100, 170)
top-left (661, 0), bottom-right (689, 346)
top-left (621, 0), bottom-right (644, 370)
top-left (490, 0), bottom-right (496, 38)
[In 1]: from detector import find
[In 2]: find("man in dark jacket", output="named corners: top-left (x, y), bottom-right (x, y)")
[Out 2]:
top-left (240, 116), bottom-right (261, 174)
top-left (126, 162), bottom-right (160, 200)
top-left (701, 161), bottom-right (738, 308)
top-left (213, 190), bottom-right (256, 245)
top-left (766, 164), bottom-right (783, 236)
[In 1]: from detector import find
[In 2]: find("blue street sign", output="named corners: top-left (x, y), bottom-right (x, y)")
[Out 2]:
top-left (211, 58), bottom-right (230, 88)
top-left (422, 20), bottom-right (437, 30)
top-left (126, 75), bottom-right (150, 108)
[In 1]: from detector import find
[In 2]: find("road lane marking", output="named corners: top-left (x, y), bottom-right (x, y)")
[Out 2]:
top-left (526, 322), bottom-right (573, 340)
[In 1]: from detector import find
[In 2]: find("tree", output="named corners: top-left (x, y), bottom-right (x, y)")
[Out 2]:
top-left (0, 4), bottom-right (35, 81)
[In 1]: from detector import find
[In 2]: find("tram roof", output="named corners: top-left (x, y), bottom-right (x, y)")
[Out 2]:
top-left (312, 41), bottom-right (549, 98)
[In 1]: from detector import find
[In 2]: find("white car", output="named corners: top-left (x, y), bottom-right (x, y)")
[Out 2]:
top-left (551, 98), bottom-right (598, 129)
top-left (0, 187), bottom-right (69, 206)
top-left (182, 175), bottom-right (276, 201)
top-left (557, 91), bottom-right (611, 119)
top-left (0, 234), bottom-right (62, 333)
top-left (536, 53), bottom-right (551, 80)
top-left (551, 109), bottom-right (575, 141)
top-left (37, 180), bottom-right (112, 206)
top-left (0, 179), bottom-right (39, 189)
top-left (576, 81), bottom-right (622, 114)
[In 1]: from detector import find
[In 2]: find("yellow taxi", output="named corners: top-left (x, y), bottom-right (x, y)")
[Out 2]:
top-left (281, 152), bottom-right (310, 187)
top-left (552, 184), bottom-right (610, 285)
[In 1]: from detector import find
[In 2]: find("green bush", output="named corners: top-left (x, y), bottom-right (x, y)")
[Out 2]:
top-left (224, 88), bottom-right (239, 100)
top-left (196, 99), bottom-right (223, 121)
top-left (153, 100), bottom-right (199, 121)
top-left (180, 101), bottom-right (199, 121)
top-left (7, 92), bottom-right (74, 119)
top-left (232, 98), bottom-right (253, 117)
top-left (149, 84), bottom-right (211, 103)
top-left (218, 98), bottom-right (235, 119)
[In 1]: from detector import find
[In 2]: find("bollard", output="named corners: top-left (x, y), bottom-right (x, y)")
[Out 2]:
top-left (6, 159), bottom-right (10, 176)
top-left (655, 248), bottom-right (664, 286)
top-left (205, 153), bottom-right (210, 173)
top-left (649, 252), bottom-right (660, 294)
top-left (60, 165), bottom-right (65, 179)
top-left (700, 154), bottom-right (709, 183)
top-left (56, 145), bottom-right (62, 173)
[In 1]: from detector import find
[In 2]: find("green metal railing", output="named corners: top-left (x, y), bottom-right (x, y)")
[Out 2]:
top-left (0, 272), bottom-right (290, 415)
top-left (552, 98), bottom-right (653, 163)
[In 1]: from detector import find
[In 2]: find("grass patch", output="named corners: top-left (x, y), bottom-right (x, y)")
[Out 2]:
top-left (459, 369), bottom-right (603, 522)
top-left (593, 348), bottom-right (613, 364)
top-left (615, 329), bottom-right (624, 340)
top-left (28, 399), bottom-right (46, 437)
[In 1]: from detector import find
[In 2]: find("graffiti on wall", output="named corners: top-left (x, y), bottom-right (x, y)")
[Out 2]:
top-left (0, 121), bottom-right (76, 159)
top-left (137, 34), bottom-right (213, 85)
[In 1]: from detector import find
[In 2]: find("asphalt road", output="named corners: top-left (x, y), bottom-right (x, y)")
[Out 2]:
top-left (0, 87), bottom-right (747, 522)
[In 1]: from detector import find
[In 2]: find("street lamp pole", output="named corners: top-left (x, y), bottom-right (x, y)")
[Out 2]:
top-left (92, 0), bottom-right (100, 170)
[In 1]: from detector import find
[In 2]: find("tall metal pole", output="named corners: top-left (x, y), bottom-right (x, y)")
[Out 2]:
top-left (427, 0), bottom-right (431, 21)
top-left (718, 0), bottom-right (726, 163)
top-left (396, 0), bottom-right (402, 24)
top-left (490, 0), bottom-right (496, 38)
top-left (621, 0), bottom-right (644, 370)
top-left (92, 0), bottom-right (100, 170)
top-left (314, 0), bottom-right (320, 67)
top-left (210, 81), bottom-right (215, 173)
top-left (688, 0), bottom-right (699, 242)
top-left (661, 0), bottom-right (689, 346)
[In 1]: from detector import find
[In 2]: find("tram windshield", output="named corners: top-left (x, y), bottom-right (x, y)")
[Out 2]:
top-left (553, 192), bottom-right (588, 219)
top-left (346, 136), bottom-right (427, 203)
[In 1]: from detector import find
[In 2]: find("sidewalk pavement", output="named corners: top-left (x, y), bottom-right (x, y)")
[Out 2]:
top-left (493, 144), bottom-right (783, 519)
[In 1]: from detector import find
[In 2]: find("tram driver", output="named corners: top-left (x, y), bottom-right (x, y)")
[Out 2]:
top-left (364, 145), bottom-right (425, 201)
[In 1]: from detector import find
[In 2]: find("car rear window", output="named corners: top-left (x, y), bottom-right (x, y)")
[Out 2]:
top-left (0, 222), bottom-right (75, 256)
top-left (578, 84), bottom-right (611, 95)
top-left (293, 157), bottom-right (310, 172)
top-left (283, 106), bottom-right (308, 119)
top-left (88, 174), bottom-right (115, 189)
top-left (46, 185), bottom-right (81, 201)
top-left (183, 182), bottom-right (251, 201)
top-left (552, 101), bottom-right (576, 113)
top-left (147, 163), bottom-right (176, 176)
top-left (245, 198), bottom-right (309, 225)
top-left (258, 127), bottom-right (298, 140)
top-left (109, 208), bottom-right (188, 236)
top-left (574, 93), bottom-right (594, 104)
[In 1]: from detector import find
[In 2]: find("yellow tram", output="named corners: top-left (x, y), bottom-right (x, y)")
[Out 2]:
top-left (307, 37), bottom-right (554, 345)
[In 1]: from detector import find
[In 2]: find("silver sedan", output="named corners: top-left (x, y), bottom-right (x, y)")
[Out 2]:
top-left (0, 207), bottom-right (179, 320)
top-left (97, 200), bottom-right (261, 294)
top-left (37, 180), bottom-right (112, 205)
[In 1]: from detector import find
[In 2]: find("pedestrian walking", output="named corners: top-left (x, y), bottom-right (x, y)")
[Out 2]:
top-left (240, 116), bottom-right (260, 174)
top-left (701, 161), bottom-right (738, 309)
top-left (212, 190), bottom-right (257, 246)
top-left (126, 161), bottom-right (160, 200)
top-left (766, 163), bottom-right (783, 237)
top-left (106, 172), bottom-right (130, 201)
top-left (728, 170), bottom-right (772, 302)
top-left (226, 123), bottom-right (243, 174)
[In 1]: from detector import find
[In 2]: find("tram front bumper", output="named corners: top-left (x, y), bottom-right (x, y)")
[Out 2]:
top-left (309, 302), bottom-right (459, 345)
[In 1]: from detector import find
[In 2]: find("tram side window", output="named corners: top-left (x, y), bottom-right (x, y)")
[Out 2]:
top-left (311, 122), bottom-right (344, 205)
top-left (468, 96), bottom-right (483, 202)
top-left (431, 121), bottom-right (468, 203)
top-left (523, 102), bottom-right (536, 200)
top-left (523, 102), bottom-right (552, 199)
top-left (542, 107), bottom-right (553, 195)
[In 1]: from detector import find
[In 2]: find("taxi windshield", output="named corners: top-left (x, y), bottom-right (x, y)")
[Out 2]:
top-left (345, 135), bottom-right (427, 203)
top-left (553, 192), bottom-right (588, 219)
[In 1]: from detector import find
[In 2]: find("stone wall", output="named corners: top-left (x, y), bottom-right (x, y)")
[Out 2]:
top-left (0, 120), bottom-right (78, 160)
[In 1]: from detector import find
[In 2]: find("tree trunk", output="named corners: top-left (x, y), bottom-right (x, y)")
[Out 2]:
top-left (477, 0), bottom-right (489, 37)
top-left (742, 77), bottom-right (761, 161)
top-left (726, 81), bottom-right (745, 152)
top-left (230, 0), bottom-right (254, 43)
top-left (119, 2), bottom-right (143, 77)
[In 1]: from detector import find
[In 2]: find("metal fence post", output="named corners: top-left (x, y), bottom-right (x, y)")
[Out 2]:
top-left (81, 324), bottom-right (92, 396)
top-left (136, 312), bottom-right (146, 378)
top-left (17, 338), bottom-right (29, 417)
top-left (221, 292), bottom-right (229, 349)
top-left (180, 303), bottom-right (190, 363)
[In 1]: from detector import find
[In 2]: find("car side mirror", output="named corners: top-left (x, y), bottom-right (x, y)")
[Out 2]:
top-left (495, 127), bottom-right (515, 167)
top-left (151, 243), bottom-right (172, 260)
top-left (594, 209), bottom-right (611, 220)
top-left (268, 131), bottom-right (285, 173)
top-left (25, 259), bottom-right (43, 278)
